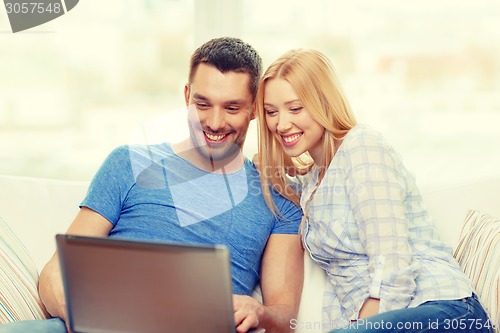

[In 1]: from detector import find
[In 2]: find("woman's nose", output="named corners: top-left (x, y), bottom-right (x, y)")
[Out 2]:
top-left (276, 112), bottom-right (292, 133)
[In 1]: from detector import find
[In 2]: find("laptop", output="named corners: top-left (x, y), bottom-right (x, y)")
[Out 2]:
top-left (56, 234), bottom-right (243, 333)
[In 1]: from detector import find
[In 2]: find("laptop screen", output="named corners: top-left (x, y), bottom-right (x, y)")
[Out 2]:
top-left (56, 234), bottom-right (236, 333)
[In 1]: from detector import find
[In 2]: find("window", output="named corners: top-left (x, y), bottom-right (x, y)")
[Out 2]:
top-left (1, 0), bottom-right (499, 188)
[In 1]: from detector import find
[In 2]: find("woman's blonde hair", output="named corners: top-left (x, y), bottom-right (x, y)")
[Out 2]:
top-left (256, 49), bottom-right (357, 215)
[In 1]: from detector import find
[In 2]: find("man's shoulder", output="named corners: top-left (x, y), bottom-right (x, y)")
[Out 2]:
top-left (103, 143), bottom-right (174, 181)
top-left (106, 142), bottom-right (172, 159)
top-left (243, 158), bottom-right (260, 177)
top-left (127, 142), bottom-right (172, 157)
top-left (243, 159), bottom-right (297, 200)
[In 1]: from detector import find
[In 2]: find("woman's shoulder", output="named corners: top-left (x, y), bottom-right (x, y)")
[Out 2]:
top-left (343, 124), bottom-right (384, 145)
top-left (340, 124), bottom-right (397, 152)
top-left (337, 124), bottom-right (402, 165)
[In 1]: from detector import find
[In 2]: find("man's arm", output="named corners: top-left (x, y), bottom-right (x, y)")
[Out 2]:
top-left (233, 234), bottom-right (304, 332)
top-left (38, 207), bottom-right (113, 322)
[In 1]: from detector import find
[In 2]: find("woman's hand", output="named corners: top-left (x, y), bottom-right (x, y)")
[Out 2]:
top-left (358, 297), bottom-right (380, 319)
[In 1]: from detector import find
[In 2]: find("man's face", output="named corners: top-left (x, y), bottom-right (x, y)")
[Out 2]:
top-left (184, 63), bottom-right (255, 165)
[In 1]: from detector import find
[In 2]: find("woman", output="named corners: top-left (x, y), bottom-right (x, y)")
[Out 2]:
top-left (256, 49), bottom-right (492, 332)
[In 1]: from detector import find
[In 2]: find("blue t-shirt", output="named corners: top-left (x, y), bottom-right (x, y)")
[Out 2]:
top-left (81, 143), bottom-right (302, 295)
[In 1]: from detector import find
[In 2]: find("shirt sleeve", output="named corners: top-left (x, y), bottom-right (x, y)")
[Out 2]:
top-left (80, 145), bottom-right (136, 225)
top-left (344, 130), bottom-right (419, 313)
top-left (271, 190), bottom-right (303, 235)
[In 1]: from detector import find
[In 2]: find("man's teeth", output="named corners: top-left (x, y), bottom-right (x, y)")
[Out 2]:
top-left (283, 134), bottom-right (301, 143)
top-left (206, 133), bottom-right (226, 141)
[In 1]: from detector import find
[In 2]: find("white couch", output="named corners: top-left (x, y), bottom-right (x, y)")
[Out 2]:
top-left (1, 174), bottom-right (499, 332)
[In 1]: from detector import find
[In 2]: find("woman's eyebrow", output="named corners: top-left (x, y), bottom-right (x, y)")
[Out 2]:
top-left (285, 99), bottom-right (301, 105)
top-left (264, 100), bottom-right (301, 107)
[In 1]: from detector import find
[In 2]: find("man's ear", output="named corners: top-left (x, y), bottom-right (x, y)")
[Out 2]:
top-left (250, 103), bottom-right (256, 120)
top-left (184, 84), bottom-right (190, 106)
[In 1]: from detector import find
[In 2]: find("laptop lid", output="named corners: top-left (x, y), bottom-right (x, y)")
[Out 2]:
top-left (56, 234), bottom-right (236, 333)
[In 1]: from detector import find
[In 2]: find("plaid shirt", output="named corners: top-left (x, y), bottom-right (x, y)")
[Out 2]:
top-left (299, 125), bottom-right (473, 331)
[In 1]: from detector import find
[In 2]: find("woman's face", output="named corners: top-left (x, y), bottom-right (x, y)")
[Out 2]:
top-left (263, 78), bottom-right (325, 163)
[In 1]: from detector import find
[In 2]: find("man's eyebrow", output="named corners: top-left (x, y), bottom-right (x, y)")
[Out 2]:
top-left (192, 94), bottom-right (245, 105)
top-left (226, 99), bottom-right (247, 105)
top-left (192, 93), bottom-right (209, 101)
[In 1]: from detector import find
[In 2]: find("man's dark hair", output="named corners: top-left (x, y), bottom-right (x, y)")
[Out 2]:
top-left (188, 37), bottom-right (262, 100)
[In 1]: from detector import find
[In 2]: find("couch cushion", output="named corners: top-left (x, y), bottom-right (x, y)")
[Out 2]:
top-left (454, 209), bottom-right (499, 332)
top-left (0, 175), bottom-right (88, 272)
top-left (0, 216), bottom-right (49, 323)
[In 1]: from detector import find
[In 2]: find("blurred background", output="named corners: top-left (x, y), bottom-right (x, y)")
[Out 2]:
top-left (1, 0), bottom-right (499, 189)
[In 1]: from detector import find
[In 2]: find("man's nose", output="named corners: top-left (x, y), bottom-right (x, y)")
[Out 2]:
top-left (206, 108), bottom-right (226, 132)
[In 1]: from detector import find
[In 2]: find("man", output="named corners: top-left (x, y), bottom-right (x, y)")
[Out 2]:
top-left (0, 37), bottom-right (303, 333)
